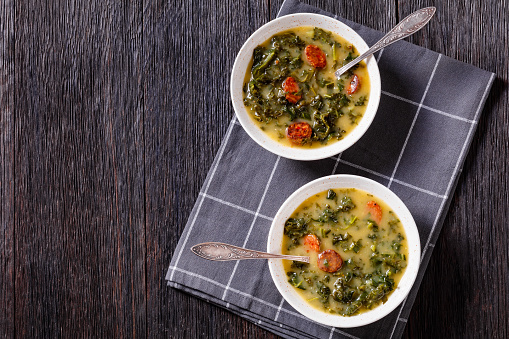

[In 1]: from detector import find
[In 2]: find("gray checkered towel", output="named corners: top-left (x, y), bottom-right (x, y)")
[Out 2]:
top-left (166, 1), bottom-right (495, 338)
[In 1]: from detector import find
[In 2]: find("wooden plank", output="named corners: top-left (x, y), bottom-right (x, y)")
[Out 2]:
top-left (269, 0), bottom-right (397, 29)
top-left (0, 0), bottom-right (15, 336)
top-left (141, 0), bottom-right (278, 337)
top-left (397, 1), bottom-right (509, 338)
top-left (13, 1), bottom-right (146, 337)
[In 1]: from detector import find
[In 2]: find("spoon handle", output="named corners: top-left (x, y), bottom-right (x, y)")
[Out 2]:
top-left (335, 7), bottom-right (436, 78)
top-left (191, 242), bottom-right (310, 263)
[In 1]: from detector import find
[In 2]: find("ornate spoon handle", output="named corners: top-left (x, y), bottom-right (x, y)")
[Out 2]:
top-left (335, 7), bottom-right (436, 78)
top-left (191, 242), bottom-right (310, 263)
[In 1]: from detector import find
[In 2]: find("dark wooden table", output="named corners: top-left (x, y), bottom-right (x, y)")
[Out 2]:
top-left (1, 0), bottom-right (507, 338)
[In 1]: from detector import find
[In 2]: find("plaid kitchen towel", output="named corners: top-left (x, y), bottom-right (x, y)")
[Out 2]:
top-left (166, 0), bottom-right (495, 338)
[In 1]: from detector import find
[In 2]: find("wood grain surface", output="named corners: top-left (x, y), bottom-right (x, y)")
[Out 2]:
top-left (1, 0), bottom-right (14, 337)
top-left (1, 0), bottom-right (507, 338)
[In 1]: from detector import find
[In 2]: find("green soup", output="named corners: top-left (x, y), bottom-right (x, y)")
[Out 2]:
top-left (282, 188), bottom-right (408, 316)
top-left (243, 26), bottom-right (370, 148)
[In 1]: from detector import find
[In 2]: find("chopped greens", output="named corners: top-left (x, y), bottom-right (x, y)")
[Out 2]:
top-left (282, 188), bottom-right (408, 317)
top-left (326, 189), bottom-right (337, 200)
top-left (284, 218), bottom-right (308, 248)
top-left (312, 27), bottom-right (335, 45)
top-left (287, 272), bottom-right (306, 290)
top-left (355, 96), bottom-right (367, 106)
top-left (242, 26), bottom-right (370, 147)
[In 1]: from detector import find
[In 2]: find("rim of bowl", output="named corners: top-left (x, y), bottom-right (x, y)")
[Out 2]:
top-left (267, 175), bottom-right (421, 328)
top-left (231, 13), bottom-right (381, 161)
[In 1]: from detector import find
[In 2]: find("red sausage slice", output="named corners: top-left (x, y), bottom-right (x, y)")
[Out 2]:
top-left (366, 200), bottom-right (382, 224)
top-left (286, 122), bottom-right (312, 145)
top-left (317, 249), bottom-right (343, 273)
top-left (303, 234), bottom-right (320, 252)
top-left (282, 76), bottom-right (301, 104)
top-left (346, 74), bottom-right (360, 95)
top-left (285, 93), bottom-right (301, 104)
top-left (305, 45), bottom-right (327, 68)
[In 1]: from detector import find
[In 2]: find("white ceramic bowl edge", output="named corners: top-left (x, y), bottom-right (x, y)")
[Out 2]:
top-left (231, 14), bottom-right (381, 161)
top-left (267, 175), bottom-right (421, 328)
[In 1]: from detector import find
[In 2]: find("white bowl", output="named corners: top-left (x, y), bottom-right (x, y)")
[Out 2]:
top-left (231, 14), bottom-right (381, 161)
top-left (267, 175), bottom-right (421, 328)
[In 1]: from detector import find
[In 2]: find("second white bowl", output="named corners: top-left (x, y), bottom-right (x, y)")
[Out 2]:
top-left (267, 175), bottom-right (420, 328)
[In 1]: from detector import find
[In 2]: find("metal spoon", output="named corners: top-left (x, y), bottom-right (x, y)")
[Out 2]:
top-left (335, 7), bottom-right (436, 78)
top-left (191, 242), bottom-right (310, 263)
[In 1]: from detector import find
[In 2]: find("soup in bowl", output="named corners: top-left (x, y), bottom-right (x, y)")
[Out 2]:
top-left (267, 175), bottom-right (420, 327)
top-left (231, 14), bottom-right (381, 160)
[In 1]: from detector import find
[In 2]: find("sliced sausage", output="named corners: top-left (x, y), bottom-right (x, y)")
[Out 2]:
top-left (346, 74), bottom-right (360, 95)
top-left (305, 45), bottom-right (327, 68)
top-left (286, 122), bottom-right (312, 145)
top-left (285, 93), bottom-right (301, 104)
top-left (317, 249), bottom-right (343, 273)
top-left (366, 200), bottom-right (382, 224)
top-left (303, 234), bottom-right (320, 252)
top-left (282, 76), bottom-right (301, 103)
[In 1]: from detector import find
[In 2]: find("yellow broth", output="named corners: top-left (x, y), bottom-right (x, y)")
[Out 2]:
top-left (282, 188), bottom-right (408, 316)
top-left (243, 26), bottom-right (371, 148)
